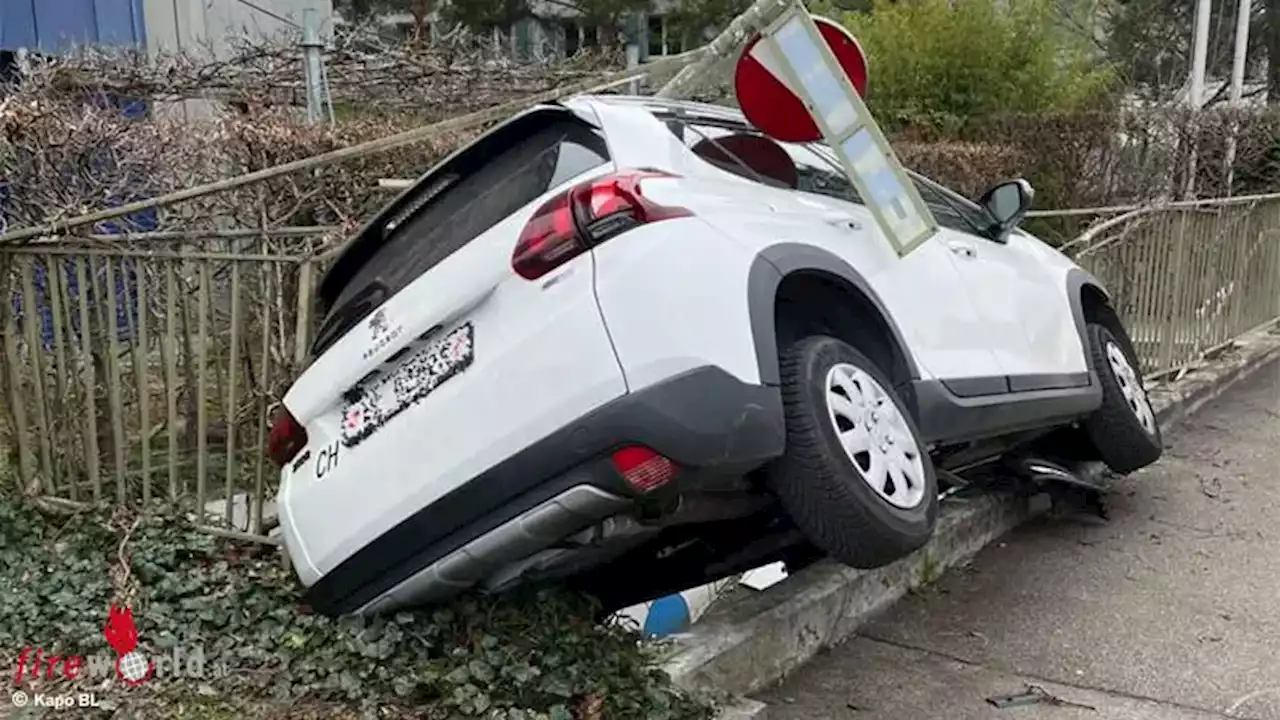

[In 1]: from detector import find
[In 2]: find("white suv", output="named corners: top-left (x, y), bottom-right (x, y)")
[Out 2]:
top-left (267, 95), bottom-right (1163, 617)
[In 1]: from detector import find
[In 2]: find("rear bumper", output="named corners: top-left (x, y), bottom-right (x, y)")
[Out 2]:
top-left (302, 365), bottom-right (785, 616)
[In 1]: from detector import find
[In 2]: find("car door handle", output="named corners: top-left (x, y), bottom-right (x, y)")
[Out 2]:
top-left (947, 241), bottom-right (978, 259)
top-left (821, 213), bottom-right (862, 231)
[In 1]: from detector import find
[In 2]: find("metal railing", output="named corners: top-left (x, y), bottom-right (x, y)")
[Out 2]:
top-left (1063, 193), bottom-right (1280, 379)
top-left (0, 232), bottom-right (320, 542)
top-left (1, 196), bottom-right (1278, 543)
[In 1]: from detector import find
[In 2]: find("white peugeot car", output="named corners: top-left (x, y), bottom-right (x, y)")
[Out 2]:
top-left (267, 95), bottom-right (1163, 617)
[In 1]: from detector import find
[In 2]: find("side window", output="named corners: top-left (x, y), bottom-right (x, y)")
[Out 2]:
top-left (789, 145), bottom-right (865, 206)
top-left (670, 121), bottom-right (865, 206)
top-left (909, 174), bottom-right (992, 237)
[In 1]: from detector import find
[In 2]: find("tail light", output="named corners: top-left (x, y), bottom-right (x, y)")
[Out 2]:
top-left (512, 169), bottom-right (691, 280)
top-left (611, 446), bottom-right (678, 493)
top-left (267, 407), bottom-right (308, 468)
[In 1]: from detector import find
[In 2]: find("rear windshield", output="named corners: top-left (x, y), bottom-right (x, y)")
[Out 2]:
top-left (314, 115), bottom-right (609, 353)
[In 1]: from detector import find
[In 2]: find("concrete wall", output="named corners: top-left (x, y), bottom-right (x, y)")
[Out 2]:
top-left (143, 0), bottom-right (334, 60)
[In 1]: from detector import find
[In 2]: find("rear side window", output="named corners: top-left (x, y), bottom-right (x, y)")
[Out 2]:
top-left (314, 116), bottom-right (609, 354)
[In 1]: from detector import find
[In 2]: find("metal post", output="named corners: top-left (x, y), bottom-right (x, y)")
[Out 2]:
top-left (626, 44), bottom-right (642, 94)
top-left (1228, 0), bottom-right (1252, 105)
top-left (1184, 0), bottom-right (1213, 198)
top-left (1224, 0), bottom-right (1253, 194)
top-left (625, 13), bottom-right (643, 94)
top-left (301, 8), bottom-right (325, 124)
top-left (1190, 0), bottom-right (1212, 109)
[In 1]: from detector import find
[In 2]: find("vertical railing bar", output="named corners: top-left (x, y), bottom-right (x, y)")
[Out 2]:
top-left (19, 257), bottom-right (56, 495)
top-left (196, 261), bottom-right (210, 523)
top-left (1136, 214), bottom-right (1165, 370)
top-left (292, 260), bottom-right (314, 372)
top-left (1210, 210), bottom-right (1231, 346)
top-left (75, 257), bottom-right (101, 502)
top-left (1272, 205), bottom-right (1280, 320)
top-left (1191, 213), bottom-right (1215, 361)
top-left (1219, 206), bottom-right (1246, 345)
top-left (1158, 212), bottom-right (1187, 375)
top-left (1186, 214), bottom-right (1207, 357)
top-left (135, 260), bottom-right (152, 505)
top-left (225, 261), bottom-right (242, 528)
top-left (44, 253), bottom-right (72, 497)
top-left (1268, 209), bottom-right (1280, 322)
top-left (103, 257), bottom-right (128, 506)
top-left (2, 260), bottom-right (35, 494)
top-left (165, 260), bottom-right (179, 500)
top-left (1243, 207), bottom-right (1259, 326)
top-left (1255, 216), bottom-right (1275, 327)
top-left (1176, 215), bottom-right (1202, 366)
top-left (252, 257), bottom-right (272, 537)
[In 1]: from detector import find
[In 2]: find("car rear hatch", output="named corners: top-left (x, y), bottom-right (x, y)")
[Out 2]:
top-left (272, 104), bottom-right (632, 583)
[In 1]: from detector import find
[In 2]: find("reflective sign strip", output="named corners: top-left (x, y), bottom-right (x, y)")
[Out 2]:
top-left (754, 2), bottom-right (938, 257)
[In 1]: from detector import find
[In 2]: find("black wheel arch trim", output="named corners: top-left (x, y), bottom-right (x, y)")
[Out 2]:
top-left (748, 243), bottom-right (923, 387)
top-left (1065, 267), bottom-right (1142, 376)
top-left (1066, 267), bottom-right (1110, 353)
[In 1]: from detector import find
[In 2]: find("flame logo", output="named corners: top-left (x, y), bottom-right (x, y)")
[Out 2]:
top-left (103, 605), bottom-right (138, 654)
top-left (103, 605), bottom-right (154, 686)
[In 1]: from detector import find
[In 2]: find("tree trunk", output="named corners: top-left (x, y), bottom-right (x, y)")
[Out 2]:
top-left (410, 0), bottom-right (432, 42)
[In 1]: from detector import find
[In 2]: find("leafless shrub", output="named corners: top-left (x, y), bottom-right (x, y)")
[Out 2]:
top-left (0, 33), bottom-right (621, 508)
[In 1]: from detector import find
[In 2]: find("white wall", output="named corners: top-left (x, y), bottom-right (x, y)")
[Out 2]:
top-left (142, 0), bottom-right (335, 60)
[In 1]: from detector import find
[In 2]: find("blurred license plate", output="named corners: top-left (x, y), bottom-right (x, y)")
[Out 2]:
top-left (340, 323), bottom-right (474, 447)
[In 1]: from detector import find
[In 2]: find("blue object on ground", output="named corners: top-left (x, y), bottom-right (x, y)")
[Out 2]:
top-left (643, 594), bottom-right (691, 638)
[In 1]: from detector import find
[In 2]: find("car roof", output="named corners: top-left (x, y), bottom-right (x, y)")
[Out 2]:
top-left (571, 94), bottom-right (751, 125)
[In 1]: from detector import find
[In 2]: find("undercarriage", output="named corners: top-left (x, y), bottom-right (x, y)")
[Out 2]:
top-left (479, 426), bottom-right (1113, 615)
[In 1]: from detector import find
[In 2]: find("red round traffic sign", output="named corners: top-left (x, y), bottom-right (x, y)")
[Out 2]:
top-left (734, 16), bottom-right (868, 143)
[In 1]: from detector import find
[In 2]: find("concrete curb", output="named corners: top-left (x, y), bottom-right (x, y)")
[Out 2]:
top-left (686, 324), bottom-right (1280, 712)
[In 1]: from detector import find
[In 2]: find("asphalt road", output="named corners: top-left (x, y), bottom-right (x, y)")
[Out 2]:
top-left (759, 360), bottom-right (1280, 720)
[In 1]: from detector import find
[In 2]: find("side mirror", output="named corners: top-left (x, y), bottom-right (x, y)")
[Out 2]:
top-left (979, 179), bottom-right (1034, 241)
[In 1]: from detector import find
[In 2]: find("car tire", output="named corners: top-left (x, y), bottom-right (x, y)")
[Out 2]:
top-left (765, 335), bottom-right (938, 569)
top-left (1082, 322), bottom-right (1163, 474)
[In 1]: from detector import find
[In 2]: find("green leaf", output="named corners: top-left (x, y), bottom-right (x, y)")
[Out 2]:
top-left (468, 660), bottom-right (495, 684)
top-left (445, 665), bottom-right (472, 685)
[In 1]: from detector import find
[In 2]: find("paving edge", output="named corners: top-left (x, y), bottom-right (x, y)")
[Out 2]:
top-left (683, 324), bottom-right (1280, 711)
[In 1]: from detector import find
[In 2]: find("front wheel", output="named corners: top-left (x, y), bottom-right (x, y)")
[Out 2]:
top-left (765, 336), bottom-right (938, 569)
top-left (1082, 322), bottom-right (1163, 474)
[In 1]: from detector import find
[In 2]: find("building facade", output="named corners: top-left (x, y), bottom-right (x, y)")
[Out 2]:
top-left (1, 0), bottom-right (333, 60)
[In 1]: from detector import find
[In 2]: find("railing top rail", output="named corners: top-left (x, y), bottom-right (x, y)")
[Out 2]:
top-left (0, 226), bottom-right (342, 246)
top-left (1029, 190), bottom-right (1280, 220)
top-left (1051, 191), bottom-right (1280, 257)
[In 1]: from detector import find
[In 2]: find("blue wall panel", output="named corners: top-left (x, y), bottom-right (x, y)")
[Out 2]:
top-left (1, 0), bottom-right (146, 53)
top-left (2, 0), bottom-right (150, 348)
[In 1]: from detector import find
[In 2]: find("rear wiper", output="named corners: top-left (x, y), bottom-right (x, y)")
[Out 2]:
top-left (312, 280), bottom-right (389, 355)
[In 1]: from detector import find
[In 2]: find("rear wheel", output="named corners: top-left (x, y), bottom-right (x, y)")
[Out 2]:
top-left (765, 336), bottom-right (937, 569)
top-left (1082, 322), bottom-right (1163, 474)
